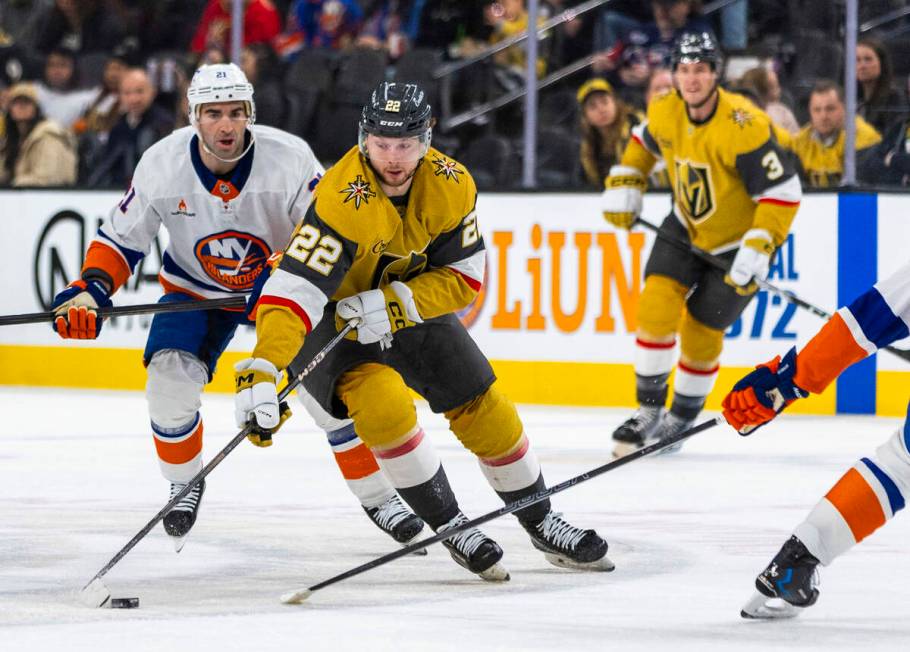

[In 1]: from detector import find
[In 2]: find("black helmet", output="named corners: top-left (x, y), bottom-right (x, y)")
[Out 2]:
top-left (671, 32), bottom-right (722, 72)
top-left (359, 81), bottom-right (432, 138)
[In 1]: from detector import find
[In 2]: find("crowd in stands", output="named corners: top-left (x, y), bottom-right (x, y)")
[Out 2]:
top-left (1, 0), bottom-right (910, 190)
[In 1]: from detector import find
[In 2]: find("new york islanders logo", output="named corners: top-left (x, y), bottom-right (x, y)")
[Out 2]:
top-left (194, 230), bottom-right (270, 291)
top-left (340, 174), bottom-right (376, 209)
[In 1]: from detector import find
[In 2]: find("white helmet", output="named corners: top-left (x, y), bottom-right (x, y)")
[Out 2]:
top-left (188, 63), bottom-right (256, 125)
top-left (187, 63), bottom-right (256, 163)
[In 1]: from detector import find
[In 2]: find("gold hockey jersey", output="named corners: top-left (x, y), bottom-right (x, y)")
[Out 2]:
top-left (251, 146), bottom-right (485, 370)
top-left (621, 87), bottom-right (802, 253)
top-left (789, 117), bottom-right (881, 188)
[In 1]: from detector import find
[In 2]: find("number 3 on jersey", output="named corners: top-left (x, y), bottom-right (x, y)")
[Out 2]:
top-left (286, 224), bottom-right (342, 276)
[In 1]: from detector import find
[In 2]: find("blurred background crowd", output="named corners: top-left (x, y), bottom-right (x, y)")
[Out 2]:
top-left (1, 0), bottom-right (909, 190)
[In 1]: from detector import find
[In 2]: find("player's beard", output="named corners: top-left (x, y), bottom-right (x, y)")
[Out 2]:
top-left (375, 160), bottom-right (420, 190)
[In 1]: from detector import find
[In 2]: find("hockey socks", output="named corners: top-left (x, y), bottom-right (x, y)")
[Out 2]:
top-left (153, 412), bottom-right (204, 483)
top-left (326, 423), bottom-right (397, 509)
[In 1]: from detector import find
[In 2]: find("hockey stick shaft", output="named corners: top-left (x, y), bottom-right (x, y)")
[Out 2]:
top-left (81, 321), bottom-right (357, 594)
top-left (281, 416), bottom-right (723, 602)
top-left (634, 218), bottom-right (910, 364)
top-left (0, 296), bottom-right (248, 327)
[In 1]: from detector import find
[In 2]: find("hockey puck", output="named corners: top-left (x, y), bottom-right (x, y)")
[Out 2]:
top-left (110, 597), bottom-right (139, 609)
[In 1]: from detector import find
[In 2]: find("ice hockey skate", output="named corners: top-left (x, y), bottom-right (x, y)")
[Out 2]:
top-left (652, 412), bottom-right (694, 455)
top-left (741, 535), bottom-right (820, 619)
top-left (436, 513), bottom-right (509, 581)
top-left (521, 511), bottom-right (614, 571)
top-left (163, 479), bottom-right (205, 552)
top-left (363, 494), bottom-right (427, 555)
top-left (611, 406), bottom-right (663, 458)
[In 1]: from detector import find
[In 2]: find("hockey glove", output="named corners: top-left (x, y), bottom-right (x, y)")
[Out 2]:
top-left (51, 279), bottom-right (113, 339)
top-left (234, 357), bottom-right (292, 447)
top-left (602, 165), bottom-right (646, 229)
top-left (727, 231), bottom-right (774, 290)
top-left (722, 347), bottom-right (808, 435)
top-left (245, 252), bottom-right (282, 323)
top-left (335, 281), bottom-right (423, 350)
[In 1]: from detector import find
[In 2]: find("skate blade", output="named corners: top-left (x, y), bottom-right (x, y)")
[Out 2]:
top-left (170, 533), bottom-right (189, 553)
top-left (740, 591), bottom-right (805, 619)
top-left (402, 534), bottom-right (428, 556)
top-left (478, 562), bottom-right (510, 582)
top-left (543, 552), bottom-right (616, 572)
top-left (78, 577), bottom-right (111, 608)
top-left (280, 588), bottom-right (313, 604)
top-left (655, 441), bottom-right (684, 456)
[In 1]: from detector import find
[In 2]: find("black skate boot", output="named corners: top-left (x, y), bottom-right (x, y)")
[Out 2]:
top-left (741, 536), bottom-right (820, 619)
top-left (436, 512), bottom-right (510, 581)
top-left (652, 412), bottom-right (694, 455)
top-left (521, 511), bottom-right (614, 571)
top-left (163, 479), bottom-right (205, 552)
top-left (363, 494), bottom-right (427, 555)
top-left (612, 406), bottom-right (663, 458)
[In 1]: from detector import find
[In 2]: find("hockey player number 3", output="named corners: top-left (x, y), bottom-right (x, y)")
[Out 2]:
top-left (761, 151), bottom-right (784, 181)
top-left (286, 224), bottom-right (343, 275)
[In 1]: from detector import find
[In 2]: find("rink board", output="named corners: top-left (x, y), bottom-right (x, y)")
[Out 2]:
top-left (0, 190), bottom-right (907, 416)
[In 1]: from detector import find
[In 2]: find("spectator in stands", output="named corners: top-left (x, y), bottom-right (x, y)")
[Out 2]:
top-left (0, 82), bottom-right (76, 186)
top-left (240, 43), bottom-right (285, 127)
top-left (35, 47), bottom-right (97, 130)
top-left (190, 0), bottom-right (281, 56)
top-left (644, 66), bottom-right (672, 187)
top-left (485, 0), bottom-right (547, 91)
top-left (34, 0), bottom-right (127, 54)
top-left (858, 115), bottom-right (910, 187)
top-left (577, 78), bottom-right (641, 189)
top-left (593, 1), bottom-right (713, 108)
top-left (856, 37), bottom-right (906, 135)
top-left (87, 68), bottom-right (174, 187)
top-left (290, 0), bottom-right (363, 51)
top-left (72, 53), bottom-right (128, 139)
top-left (789, 80), bottom-right (881, 188)
top-left (593, 0), bottom-right (653, 55)
top-left (356, 0), bottom-right (414, 60)
top-left (739, 66), bottom-right (799, 134)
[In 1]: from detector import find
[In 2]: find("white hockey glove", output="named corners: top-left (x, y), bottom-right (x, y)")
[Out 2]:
top-left (601, 165), bottom-right (646, 229)
top-left (234, 357), bottom-right (291, 447)
top-left (335, 281), bottom-right (423, 349)
top-left (727, 230), bottom-right (774, 289)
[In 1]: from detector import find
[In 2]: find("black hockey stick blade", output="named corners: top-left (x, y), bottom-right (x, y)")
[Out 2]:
top-left (633, 218), bottom-right (910, 365)
top-left (279, 415), bottom-right (724, 604)
top-left (78, 321), bottom-right (357, 607)
top-left (1, 296), bottom-right (247, 327)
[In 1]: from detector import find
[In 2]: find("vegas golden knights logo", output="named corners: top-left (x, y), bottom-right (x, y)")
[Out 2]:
top-left (371, 252), bottom-right (429, 288)
top-left (674, 159), bottom-right (715, 221)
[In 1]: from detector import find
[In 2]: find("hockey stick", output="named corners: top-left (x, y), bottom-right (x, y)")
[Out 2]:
top-left (0, 296), bottom-right (248, 327)
top-left (279, 416), bottom-right (724, 604)
top-left (79, 320), bottom-right (358, 608)
top-left (634, 218), bottom-right (910, 364)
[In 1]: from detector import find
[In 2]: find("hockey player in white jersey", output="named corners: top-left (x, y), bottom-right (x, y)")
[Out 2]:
top-left (722, 261), bottom-right (910, 618)
top-left (50, 63), bottom-right (423, 550)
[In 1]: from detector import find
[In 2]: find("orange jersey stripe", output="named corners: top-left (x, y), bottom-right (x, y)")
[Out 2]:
top-left (825, 467), bottom-right (886, 543)
top-left (793, 313), bottom-right (869, 394)
top-left (154, 422), bottom-right (204, 465)
top-left (83, 241), bottom-right (132, 291)
top-left (333, 443), bottom-right (381, 480)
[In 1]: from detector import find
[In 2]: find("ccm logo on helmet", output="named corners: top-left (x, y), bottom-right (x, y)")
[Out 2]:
top-left (194, 230), bottom-right (270, 291)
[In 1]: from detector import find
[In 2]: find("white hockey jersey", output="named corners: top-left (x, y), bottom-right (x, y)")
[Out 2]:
top-left (82, 125), bottom-right (324, 300)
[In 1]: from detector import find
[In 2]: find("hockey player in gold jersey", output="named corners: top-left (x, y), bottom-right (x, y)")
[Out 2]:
top-left (602, 32), bottom-right (802, 457)
top-left (235, 81), bottom-right (612, 579)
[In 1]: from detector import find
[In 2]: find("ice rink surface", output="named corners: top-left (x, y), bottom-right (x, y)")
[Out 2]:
top-left (2, 386), bottom-right (908, 652)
